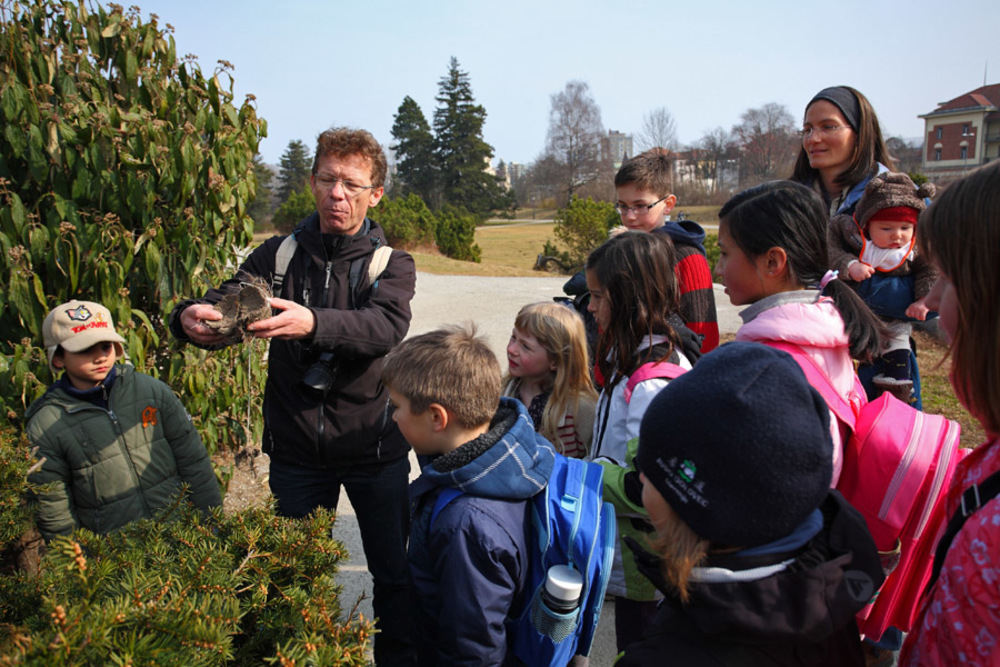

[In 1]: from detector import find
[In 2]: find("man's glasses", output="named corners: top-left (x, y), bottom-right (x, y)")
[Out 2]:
top-left (799, 124), bottom-right (851, 139)
top-left (314, 175), bottom-right (377, 197)
top-left (615, 196), bottom-right (669, 216)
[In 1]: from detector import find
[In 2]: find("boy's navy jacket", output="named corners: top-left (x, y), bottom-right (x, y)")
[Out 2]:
top-left (408, 398), bottom-right (555, 666)
top-left (654, 218), bottom-right (708, 255)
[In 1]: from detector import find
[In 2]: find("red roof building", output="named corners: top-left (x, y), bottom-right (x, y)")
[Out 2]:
top-left (919, 84), bottom-right (1000, 181)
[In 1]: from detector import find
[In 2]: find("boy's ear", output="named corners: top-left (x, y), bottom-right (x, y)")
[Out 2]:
top-left (662, 194), bottom-right (677, 215)
top-left (51, 353), bottom-right (64, 370)
top-left (427, 403), bottom-right (449, 432)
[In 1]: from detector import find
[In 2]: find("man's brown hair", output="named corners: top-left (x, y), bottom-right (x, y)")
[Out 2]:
top-left (614, 151), bottom-right (673, 196)
top-left (382, 324), bottom-right (501, 429)
top-left (313, 127), bottom-right (388, 188)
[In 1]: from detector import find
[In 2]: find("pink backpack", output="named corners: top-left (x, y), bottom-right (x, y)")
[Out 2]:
top-left (623, 361), bottom-right (687, 404)
top-left (770, 342), bottom-right (964, 640)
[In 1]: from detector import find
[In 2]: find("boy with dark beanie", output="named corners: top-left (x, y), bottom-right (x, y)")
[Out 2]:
top-left (617, 342), bottom-right (884, 666)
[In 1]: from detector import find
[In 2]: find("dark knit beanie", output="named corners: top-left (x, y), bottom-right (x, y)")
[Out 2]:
top-left (854, 171), bottom-right (936, 229)
top-left (637, 342), bottom-right (833, 548)
top-left (809, 86), bottom-right (860, 131)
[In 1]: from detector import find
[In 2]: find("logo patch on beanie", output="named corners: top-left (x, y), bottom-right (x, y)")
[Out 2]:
top-left (66, 305), bottom-right (92, 322)
top-left (656, 456), bottom-right (708, 508)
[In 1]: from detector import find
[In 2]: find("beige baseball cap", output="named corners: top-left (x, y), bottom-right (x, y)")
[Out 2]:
top-left (43, 300), bottom-right (126, 374)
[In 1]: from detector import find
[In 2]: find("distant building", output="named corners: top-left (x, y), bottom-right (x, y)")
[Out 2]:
top-left (508, 162), bottom-right (527, 183)
top-left (919, 83), bottom-right (1000, 182)
top-left (665, 148), bottom-right (740, 195)
top-left (608, 130), bottom-right (633, 168)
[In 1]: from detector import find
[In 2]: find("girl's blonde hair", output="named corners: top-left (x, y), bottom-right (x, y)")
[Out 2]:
top-left (918, 162), bottom-right (1000, 436)
top-left (647, 501), bottom-right (711, 604)
top-left (504, 302), bottom-right (597, 449)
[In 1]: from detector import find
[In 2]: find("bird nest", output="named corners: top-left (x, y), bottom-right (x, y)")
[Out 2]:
top-left (204, 277), bottom-right (273, 339)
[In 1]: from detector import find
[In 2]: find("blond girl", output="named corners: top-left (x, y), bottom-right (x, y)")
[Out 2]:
top-left (503, 302), bottom-right (597, 459)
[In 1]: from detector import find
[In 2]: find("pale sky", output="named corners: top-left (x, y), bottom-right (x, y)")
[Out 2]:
top-left (134, 0), bottom-right (1000, 167)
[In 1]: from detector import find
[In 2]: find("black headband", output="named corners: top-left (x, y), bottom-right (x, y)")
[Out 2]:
top-left (808, 86), bottom-right (860, 132)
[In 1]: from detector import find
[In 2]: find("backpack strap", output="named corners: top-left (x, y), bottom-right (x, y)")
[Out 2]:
top-left (768, 341), bottom-right (863, 428)
top-left (927, 469), bottom-right (1000, 592)
top-left (272, 233), bottom-right (393, 300)
top-left (430, 487), bottom-right (464, 527)
top-left (623, 361), bottom-right (686, 404)
top-left (368, 245), bottom-right (392, 289)
top-left (271, 232), bottom-right (299, 294)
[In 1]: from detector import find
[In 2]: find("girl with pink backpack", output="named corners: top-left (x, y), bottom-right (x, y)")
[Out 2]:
top-left (715, 180), bottom-right (883, 485)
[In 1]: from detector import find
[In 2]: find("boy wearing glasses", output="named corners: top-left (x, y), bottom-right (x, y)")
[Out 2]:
top-left (613, 152), bottom-right (719, 352)
top-left (562, 152), bottom-right (719, 356)
top-left (26, 300), bottom-right (221, 541)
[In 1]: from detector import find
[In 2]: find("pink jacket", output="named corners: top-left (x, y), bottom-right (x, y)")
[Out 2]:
top-left (900, 438), bottom-right (1000, 667)
top-left (735, 292), bottom-right (857, 485)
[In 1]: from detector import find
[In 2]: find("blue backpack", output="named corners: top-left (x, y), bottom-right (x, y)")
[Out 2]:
top-left (432, 453), bottom-right (616, 666)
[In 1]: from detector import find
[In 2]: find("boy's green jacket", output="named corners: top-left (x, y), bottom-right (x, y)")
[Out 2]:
top-left (26, 365), bottom-right (221, 541)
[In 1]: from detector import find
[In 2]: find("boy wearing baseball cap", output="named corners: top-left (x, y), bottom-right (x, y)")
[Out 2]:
top-left (26, 300), bottom-right (221, 541)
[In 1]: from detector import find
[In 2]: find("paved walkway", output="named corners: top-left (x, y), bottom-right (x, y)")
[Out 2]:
top-left (331, 273), bottom-right (742, 665)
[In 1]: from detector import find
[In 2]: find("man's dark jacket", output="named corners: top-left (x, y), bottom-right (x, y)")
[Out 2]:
top-left (170, 213), bottom-right (416, 468)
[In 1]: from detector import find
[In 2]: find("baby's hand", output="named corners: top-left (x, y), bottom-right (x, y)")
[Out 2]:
top-left (906, 299), bottom-right (930, 321)
top-left (848, 262), bottom-right (875, 282)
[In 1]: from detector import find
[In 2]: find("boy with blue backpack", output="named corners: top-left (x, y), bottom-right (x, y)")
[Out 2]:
top-left (382, 325), bottom-right (613, 667)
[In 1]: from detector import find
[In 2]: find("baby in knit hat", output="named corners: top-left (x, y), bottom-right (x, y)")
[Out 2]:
top-left (827, 171), bottom-right (937, 399)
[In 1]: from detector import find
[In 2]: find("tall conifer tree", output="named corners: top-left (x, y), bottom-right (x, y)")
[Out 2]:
top-left (432, 57), bottom-right (508, 219)
top-left (390, 96), bottom-right (437, 205)
top-left (277, 139), bottom-right (312, 205)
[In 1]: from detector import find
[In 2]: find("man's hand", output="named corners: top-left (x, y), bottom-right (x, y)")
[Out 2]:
top-left (179, 304), bottom-right (230, 346)
top-left (848, 261), bottom-right (875, 282)
top-left (906, 298), bottom-right (930, 321)
top-left (247, 297), bottom-right (317, 340)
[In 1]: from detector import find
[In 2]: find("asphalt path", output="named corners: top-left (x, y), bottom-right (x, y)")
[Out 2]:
top-left (331, 272), bottom-right (742, 665)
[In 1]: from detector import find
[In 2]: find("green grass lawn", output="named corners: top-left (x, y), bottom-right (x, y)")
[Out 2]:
top-left (410, 222), bottom-right (558, 277)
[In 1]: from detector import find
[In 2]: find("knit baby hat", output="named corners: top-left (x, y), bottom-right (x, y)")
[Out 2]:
top-left (637, 342), bottom-right (833, 548)
top-left (854, 172), bottom-right (936, 229)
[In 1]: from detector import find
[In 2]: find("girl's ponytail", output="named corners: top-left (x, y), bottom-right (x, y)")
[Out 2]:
top-left (820, 276), bottom-right (884, 363)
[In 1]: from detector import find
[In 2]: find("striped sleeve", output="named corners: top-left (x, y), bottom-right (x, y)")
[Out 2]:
top-left (674, 246), bottom-right (719, 353)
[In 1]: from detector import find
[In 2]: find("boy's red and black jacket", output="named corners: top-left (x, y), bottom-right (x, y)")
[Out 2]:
top-left (653, 220), bottom-right (719, 353)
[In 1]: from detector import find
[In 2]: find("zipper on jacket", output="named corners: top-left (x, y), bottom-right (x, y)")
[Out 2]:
top-left (377, 397), bottom-right (392, 461)
top-left (107, 394), bottom-right (152, 519)
top-left (313, 260), bottom-right (335, 456)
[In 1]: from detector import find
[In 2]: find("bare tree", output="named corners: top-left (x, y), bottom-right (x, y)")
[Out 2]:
top-left (886, 136), bottom-right (924, 175)
top-left (731, 102), bottom-right (798, 186)
top-left (699, 127), bottom-right (735, 194)
top-left (635, 107), bottom-right (679, 153)
top-left (541, 81), bottom-right (608, 202)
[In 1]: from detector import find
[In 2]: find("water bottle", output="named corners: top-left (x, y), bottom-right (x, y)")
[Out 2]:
top-left (540, 564), bottom-right (583, 614)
